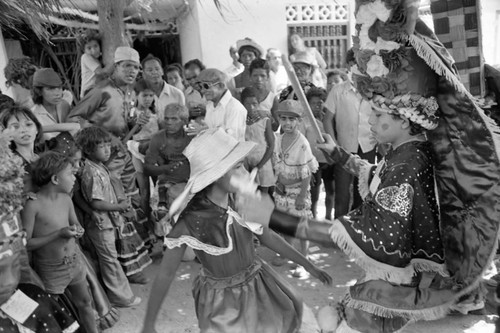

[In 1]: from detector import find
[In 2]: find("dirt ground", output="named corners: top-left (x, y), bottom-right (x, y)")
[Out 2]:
top-left (106, 198), bottom-right (498, 333)
top-left (105, 242), bottom-right (497, 333)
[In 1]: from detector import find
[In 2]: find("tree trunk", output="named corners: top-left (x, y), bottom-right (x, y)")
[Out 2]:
top-left (97, 0), bottom-right (129, 66)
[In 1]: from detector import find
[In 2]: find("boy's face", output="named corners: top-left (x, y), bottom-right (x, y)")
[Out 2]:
top-left (137, 89), bottom-right (155, 109)
top-left (114, 60), bottom-right (140, 85)
top-left (327, 74), bottom-right (342, 92)
top-left (368, 109), bottom-right (404, 145)
top-left (308, 96), bottom-right (323, 118)
top-left (250, 68), bottom-right (268, 89)
top-left (142, 59), bottom-right (163, 84)
top-left (279, 114), bottom-right (300, 134)
top-left (42, 86), bottom-right (63, 106)
top-left (163, 110), bottom-right (184, 134)
top-left (243, 97), bottom-right (259, 115)
top-left (7, 114), bottom-right (38, 146)
top-left (84, 40), bottom-right (101, 59)
top-left (55, 163), bottom-right (76, 194)
top-left (166, 70), bottom-right (182, 88)
top-left (240, 50), bottom-right (257, 69)
top-left (216, 161), bottom-right (248, 193)
top-left (91, 141), bottom-right (112, 163)
top-left (200, 81), bottom-right (224, 102)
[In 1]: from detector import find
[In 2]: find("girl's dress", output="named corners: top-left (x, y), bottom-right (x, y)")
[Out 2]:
top-left (165, 193), bottom-right (304, 333)
top-left (244, 117), bottom-right (275, 187)
top-left (273, 133), bottom-right (318, 218)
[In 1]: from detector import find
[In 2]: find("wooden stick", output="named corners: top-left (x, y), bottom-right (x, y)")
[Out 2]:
top-left (281, 54), bottom-right (325, 143)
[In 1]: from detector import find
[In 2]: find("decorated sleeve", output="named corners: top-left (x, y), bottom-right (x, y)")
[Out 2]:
top-left (329, 145), bottom-right (375, 179)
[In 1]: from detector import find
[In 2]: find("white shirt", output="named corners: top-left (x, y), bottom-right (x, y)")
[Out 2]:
top-left (224, 63), bottom-right (244, 79)
top-left (156, 81), bottom-right (186, 119)
top-left (269, 66), bottom-right (289, 94)
top-left (325, 81), bottom-right (375, 153)
top-left (80, 54), bottom-right (101, 98)
top-left (205, 90), bottom-right (247, 141)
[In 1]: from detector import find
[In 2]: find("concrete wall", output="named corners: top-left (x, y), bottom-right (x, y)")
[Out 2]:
top-left (178, 0), bottom-right (353, 70)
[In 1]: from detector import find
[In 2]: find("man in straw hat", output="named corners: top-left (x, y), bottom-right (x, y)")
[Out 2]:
top-left (142, 128), bottom-right (331, 333)
top-left (228, 37), bottom-right (265, 96)
top-left (239, 0), bottom-right (500, 331)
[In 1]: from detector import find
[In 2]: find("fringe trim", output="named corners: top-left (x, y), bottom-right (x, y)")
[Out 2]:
top-left (274, 162), bottom-right (316, 180)
top-left (408, 34), bottom-right (473, 100)
top-left (329, 221), bottom-right (415, 285)
top-left (329, 221), bottom-right (449, 285)
top-left (344, 292), bottom-right (452, 321)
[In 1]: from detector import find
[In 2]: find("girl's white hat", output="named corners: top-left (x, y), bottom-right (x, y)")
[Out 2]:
top-left (169, 128), bottom-right (256, 216)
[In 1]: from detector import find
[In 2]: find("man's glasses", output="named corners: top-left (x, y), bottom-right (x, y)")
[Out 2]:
top-left (198, 81), bottom-right (220, 90)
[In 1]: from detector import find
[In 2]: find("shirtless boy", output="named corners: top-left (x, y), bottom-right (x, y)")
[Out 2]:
top-left (21, 151), bottom-right (98, 333)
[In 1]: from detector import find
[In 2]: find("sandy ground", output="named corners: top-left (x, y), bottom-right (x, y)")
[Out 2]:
top-left (105, 194), bottom-right (498, 333)
top-left (104, 243), bottom-right (497, 333)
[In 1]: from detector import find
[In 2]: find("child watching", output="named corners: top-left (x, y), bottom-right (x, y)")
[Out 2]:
top-left (272, 100), bottom-right (318, 277)
top-left (80, 31), bottom-right (112, 98)
top-left (248, 59), bottom-right (275, 116)
top-left (128, 79), bottom-right (159, 213)
top-left (241, 87), bottom-right (275, 193)
top-left (305, 87), bottom-right (335, 220)
top-left (76, 126), bottom-right (142, 307)
top-left (21, 151), bottom-right (98, 333)
top-left (141, 129), bottom-right (331, 333)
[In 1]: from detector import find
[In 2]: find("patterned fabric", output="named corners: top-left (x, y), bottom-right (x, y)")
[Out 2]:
top-left (374, 183), bottom-right (414, 217)
top-left (429, 0), bottom-right (483, 96)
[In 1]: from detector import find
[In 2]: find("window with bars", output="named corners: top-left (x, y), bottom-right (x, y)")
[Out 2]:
top-left (286, 3), bottom-right (351, 69)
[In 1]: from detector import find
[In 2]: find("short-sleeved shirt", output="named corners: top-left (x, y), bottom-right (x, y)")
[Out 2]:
top-left (324, 81), bottom-right (374, 153)
top-left (155, 81), bottom-right (186, 119)
top-left (145, 128), bottom-right (192, 184)
top-left (31, 103), bottom-right (71, 141)
top-left (205, 90), bottom-right (247, 141)
top-left (80, 54), bottom-right (101, 98)
top-left (80, 159), bottom-right (119, 230)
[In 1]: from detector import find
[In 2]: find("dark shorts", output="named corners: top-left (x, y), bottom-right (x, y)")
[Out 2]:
top-left (34, 250), bottom-right (87, 294)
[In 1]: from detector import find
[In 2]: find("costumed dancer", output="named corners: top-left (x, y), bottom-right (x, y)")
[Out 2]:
top-left (240, 0), bottom-right (500, 331)
top-left (141, 129), bottom-right (331, 333)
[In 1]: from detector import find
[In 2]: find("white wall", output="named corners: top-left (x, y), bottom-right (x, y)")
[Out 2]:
top-left (0, 30), bottom-right (9, 95)
top-left (178, 0), bottom-right (350, 70)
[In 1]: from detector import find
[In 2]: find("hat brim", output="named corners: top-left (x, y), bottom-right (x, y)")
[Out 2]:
top-left (276, 110), bottom-right (302, 118)
top-left (190, 141), bottom-right (256, 193)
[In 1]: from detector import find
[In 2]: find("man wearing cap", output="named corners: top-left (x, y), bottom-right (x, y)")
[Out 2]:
top-left (186, 68), bottom-right (247, 142)
top-left (31, 68), bottom-right (80, 141)
top-left (141, 54), bottom-right (185, 120)
top-left (68, 46), bottom-right (152, 235)
top-left (68, 46), bottom-right (148, 138)
top-left (228, 38), bottom-right (265, 97)
top-left (323, 49), bottom-right (377, 218)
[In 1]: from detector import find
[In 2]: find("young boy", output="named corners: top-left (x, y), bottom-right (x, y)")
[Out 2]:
top-left (241, 87), bottom-right (275, 193)
top-left (21, 151), bottom-right (98, 333)
top-left (272, 99), bottom-right (318, 276)
top-left (80, 31), bottom-right (113, 98)
top-left (76, 126), bottom-right (143, 307)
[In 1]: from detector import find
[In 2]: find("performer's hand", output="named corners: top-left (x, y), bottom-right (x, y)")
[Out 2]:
top-left (316, 133), bottom-right (337, 154)
top-left (306, 265), bottom-right (333, 286)
top-left (238, 192), bottom-right (275, 227)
